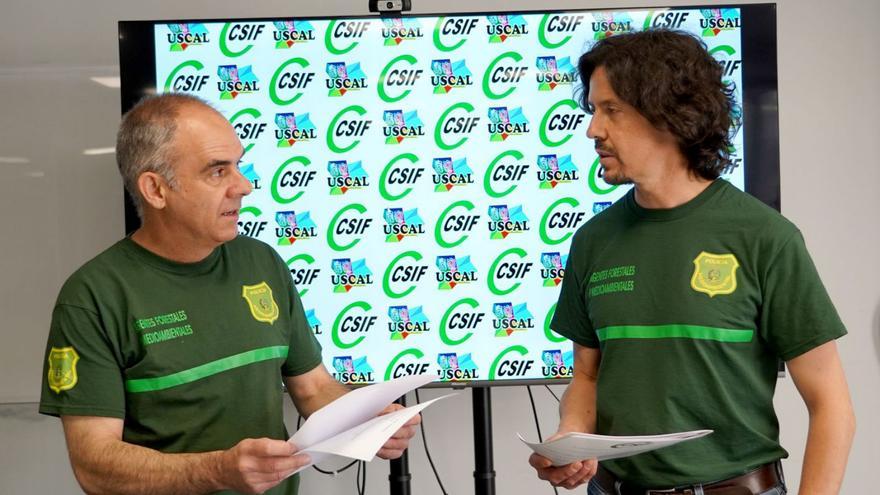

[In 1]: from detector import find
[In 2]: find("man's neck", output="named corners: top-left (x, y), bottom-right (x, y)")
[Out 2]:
top-left (130, 221), bottom-right (217, 264)
top-left (633, 169), bottom-right (714, 209)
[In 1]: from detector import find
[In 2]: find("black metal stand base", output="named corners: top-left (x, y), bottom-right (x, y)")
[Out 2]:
top-left (473, 386), bottom-right (496, 495)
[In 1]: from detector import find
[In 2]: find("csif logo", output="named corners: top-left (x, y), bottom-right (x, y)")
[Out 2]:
top-left (540, 99), bottom-right (585, 147)
top-left (272, 20), bottom-right (316, 48)
top-left (437, 352), bottom-right (479, 381)
top-left (591, 12), bottom-right (634, 40)
top-left (488, 247), bottom-right (532, 296)
top-left (326, 62), bottom-right (368, 97)
top-left (486, 14), bottom-right (528, 43)
top-left (382, 18), bottom-right (424, 45)
top-left (274, 210), bottom-right (317, 246)
top-left (378, 55), bottom-right (423, 103)
top-left (431, 59), bottom-right (473, 94)
top-left (487, 204), bottom-right (530, 240)
top-left (435, 102), bottom-right (479, 150)
top-left (388, 305), bottom-right (430, 340)
top-left (435, 200), bottom-right (480, 248)
top-left (487, 107), bottom-right (530, 142)
top-left (383, 207), bottom-right (426, 242)
top-left (541, 349), bottom-right (574, 378)
top-left (432, 157), bottom-right (474, 192)
top-left (379, 154), bottom-right (423, 202)
top-left (332, 355), bottom-right (374, 384)
top-left (286, 253), bottom-right (320, 296)
top-left (385, 348), bottom-right (432, 380)
top-left (327, 105), bottom-right (371, 153)
top-left (433, 17), bottom-right (478, 52)
top-left (332, 302), bottom-right (376, 349)
top-left (439, 298), bottom-right (483, 346)
top-left (490, 345), bottom-right (535, 379)
top-left (331, 258), bottom-right (374, 293)
top-left (269, 57), bottom-right (315, 106)
top-left (325, 20), bottom-right (370, 55)
top-left (163, 60), bottom-right (209, 93)
top-left (274, 113), bottom-right (317, 147)
top-left (219, 23), bottom-right (265, 57)
top-left (482, 52), bottom-right (529, 100)
top-left (709, 44), bottom-right (742, 81)
top-left (166, 23), bottom-right (209, 51)
top-left (383, 109), bottom-right (425, 145)
top-left (217, 65), bottom-right (259, 100)
top-left (540, 197), bottom-right (585, 245)
top-left (536, 56), bottom-right (576, 91)
top-left (492, 303), bottom-right (535, 337)
top-left (326, 203), bottom-right (372, 252)
top-left (646, 10), bottom-right (690, 30)
top-left (537, 154), bottom-right (580, 189)
top-left (537, 14), bottom-right (583, 49)
top-left (239, 163), bottom-right (261, 190)
top-left (229, 108), bottom-right (267, 155)
top-left (305, 308), bottom-right (322, 335)
top-left (436, 255), bottom-right (478, 290)
top-left (327, 160), bottom-right (369, 195)
top-left (383, 251), bottom-right (429, 299)
top-left (270, 156), bottom-right (314, 205)
top-left (237, 206), bottom-right (268, 238)
top-left (588, 156), bottom-right (619, 196)
top-left (699, 8), bottom-right (741, 37)
top-left (540, 252), bottom-right (568, 287)
top-left (484, 150), bottom-right (529, 198)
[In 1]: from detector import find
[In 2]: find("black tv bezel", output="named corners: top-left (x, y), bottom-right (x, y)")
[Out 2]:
top-left (118, 4), bottom-right (779, 389)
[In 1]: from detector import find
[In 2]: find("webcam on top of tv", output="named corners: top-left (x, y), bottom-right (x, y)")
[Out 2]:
top-left (369, 0), bottom-right (412, 14)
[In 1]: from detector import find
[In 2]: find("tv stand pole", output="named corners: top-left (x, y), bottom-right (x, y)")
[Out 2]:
top-left (473, 386), bottom-right (496, 495)
top-left (389, 395), bottom-right (412, 495)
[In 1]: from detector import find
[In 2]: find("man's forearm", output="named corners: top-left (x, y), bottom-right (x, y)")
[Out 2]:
top-left (798, 405), bottom-right (855, 495)
top-left (558, 372), bottom-right (597, 434)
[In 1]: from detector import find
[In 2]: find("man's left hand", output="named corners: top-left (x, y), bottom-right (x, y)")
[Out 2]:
top-left (375, 403), bottom-right (420, 460)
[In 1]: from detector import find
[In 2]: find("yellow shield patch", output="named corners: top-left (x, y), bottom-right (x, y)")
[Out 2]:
top-left (690, 252), bottom-right (739, 297)
top-left (47, 347), bottom-right (79, 393)
top-left (242, 282), bottom-right (279, 324)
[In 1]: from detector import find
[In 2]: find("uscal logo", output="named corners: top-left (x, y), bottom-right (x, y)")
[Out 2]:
top-left (237, 206), bottom-right (267, 238)
top-left (487, 106), bottom-right (530, 142)
top-left (435, 200), bottom-right (480, 248)
top-left (217, 65), bottom-right (259, 100)
top-left (239, 163), bottom-right (261, 190)
top-left (163, 60), bottom-right (209, 92)
top-left (537, 14), bottom-right (583, 49)
top-left (384, 348), bottom-right (431, 381)
top-left (219, 23), bottom-right (265, 57)
top-left (166, 23), bottom-right (209, 51)
top-left (286, 253), bottom-right (320, 296)
top-left (332, 355), bottom-right (374, 384)
top-left (229, 108), bottom-right (266, 154)
top-left (432, 157), bottom-right (474, 192)
top-left (488, 247), bottom-right (532, 296)
top-left (437, 352), bottom-right (479, 381)
top-left (383, 207), bottom-right (426, 242)
top-left (433, 17), bottom-right (478, 52)
top-left (489, 345), bottom-right (534, 379)
top-left (487, 204), bottom-right (530, 240)
top-left (540, 99), bottom-right (585, 147)
top-left (274, 210), bottom-right (317, 246)
top-left (327, 105), bottom-right (371, 153)
top-left (378, 55), bottom-right (422, 103)
top-left (332, 301), bottom-right (376, 349)
top-left (383, 251), bottom-right (429, 299)
top-left (483, 150), bottom-right (529, 198)
top-left (436, 255), bottom-right (478, 289)
top-left (305, 308), bottom-right (321, 335)
top-left (325, 62), bottom-right (368, 97)
top-left (330, 258), bottom-right (374, 293)
top-left (537, 154), bottom-right (580, 189)
top-left (435, 102), bottom-right (480, 151)
top-left (379, 153), bottom-right (423, 202)
top-left (699, 8), bottom-right (740, 36)
top-left (536, 56), bottom-right (576, 91)
top-left (327, 203), bottom-right (372, 251)
top-left (541, 349), bottom-right (574, 378)
top-left (486, 14), bottom-right (528, 43)
top-left (382, 109), bottom-right (425, 145)
top-left (272, 20), bottom-right (315, 49)
top-left (540, 252), bottom-right (567, 287)
top-left (325, 20), bottom-right (369, 55)
top-left (492, 303), bottom-right (535, 337)
top-left (439, 298), bottom-right (482, 345)
top-left (482, 52), bottom-right (529, 100)
top-left (591, 12), bottom-right (634, 40)
top-left (269, 57), bottom-right (314, 105)
top-left (388, 305), bottom-right (430, 340)
top-left (539, 197), bottom-right (585, 245)
top-left (431, 59), bottom-right (473, 94)
top-left (382, 18), bottom-right (424, 45)
top-left (274, 113), bottom-right (317, 147)
top-left (327, 160), bottom-right (369, 195)
top-left (270, 156), bottom-right (314, 205)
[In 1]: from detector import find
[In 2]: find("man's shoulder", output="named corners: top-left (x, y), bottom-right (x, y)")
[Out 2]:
top-left (571, 195), bottom-right (631, 246)
top-left (57, 239), bottom-right (133, 304)
top-left (224, 235), bottom-right (282, 263)
top-left (714, 181), bottom-right (798, 239)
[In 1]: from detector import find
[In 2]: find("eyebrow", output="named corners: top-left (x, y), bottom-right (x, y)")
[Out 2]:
top-left (201, 151), bottom-right (245, 172)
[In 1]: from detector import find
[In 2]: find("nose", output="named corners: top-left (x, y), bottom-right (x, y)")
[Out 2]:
top-left (231, 166), bottom-right (253, 197)
top-left (586, 112), bottom-right (605, 141)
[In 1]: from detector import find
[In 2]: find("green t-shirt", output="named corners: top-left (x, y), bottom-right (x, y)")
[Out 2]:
top-left (39, 236), bottom-right (323, 495)
top-left (552, 179), bottom-right (846, 487)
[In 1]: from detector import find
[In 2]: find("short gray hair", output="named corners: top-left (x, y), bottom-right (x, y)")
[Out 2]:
top-left (116, 93), bottom-right (214, 218)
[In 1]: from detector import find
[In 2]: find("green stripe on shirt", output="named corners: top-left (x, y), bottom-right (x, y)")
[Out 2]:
top-left (125, 345), bottom-right (289, 393)
top-left (597, 324), bottom-right (754, 343)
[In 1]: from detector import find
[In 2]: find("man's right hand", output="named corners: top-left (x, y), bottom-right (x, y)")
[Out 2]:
top-left (219, 438), bottom-right (311, 494)
top-left (529, 452), bottom-right (598, 490)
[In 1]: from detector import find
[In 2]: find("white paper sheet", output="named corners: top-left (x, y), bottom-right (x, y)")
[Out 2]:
top-left (519, 429), bottom-right (713, 466)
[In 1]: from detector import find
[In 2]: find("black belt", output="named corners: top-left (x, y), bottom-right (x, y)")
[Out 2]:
top-left (593, 462), bottom-right (783, 495)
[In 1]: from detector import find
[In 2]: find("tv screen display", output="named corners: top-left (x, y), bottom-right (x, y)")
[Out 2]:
top-left (119, 4), bottom-right (778, 387)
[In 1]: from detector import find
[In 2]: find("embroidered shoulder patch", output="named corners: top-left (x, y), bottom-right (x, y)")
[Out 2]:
top-left (48, 346), bottom-right (80, 393)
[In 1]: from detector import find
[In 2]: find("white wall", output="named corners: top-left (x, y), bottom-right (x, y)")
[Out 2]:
top-left (1, 0), bottom-right (877, 493)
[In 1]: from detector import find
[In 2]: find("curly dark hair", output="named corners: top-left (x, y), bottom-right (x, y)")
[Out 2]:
top-left (577, 29), bottom-right (741, 179)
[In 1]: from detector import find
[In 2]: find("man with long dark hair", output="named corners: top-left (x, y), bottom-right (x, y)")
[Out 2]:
top-left (530, 29), bottom-right (854, 495)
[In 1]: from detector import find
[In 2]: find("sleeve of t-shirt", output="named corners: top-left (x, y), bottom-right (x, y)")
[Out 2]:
top-left (279, 260), bottom-right (323, 377)
top-left (550, 232), bottom-right (598, 348)
top-left (39, 303), bottom-right (126, 419)
top-left (759, 231), bottom-right (847, 361)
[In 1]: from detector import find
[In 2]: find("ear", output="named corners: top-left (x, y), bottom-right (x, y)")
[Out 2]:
top-left (137, 172), bottom-right (169, 211)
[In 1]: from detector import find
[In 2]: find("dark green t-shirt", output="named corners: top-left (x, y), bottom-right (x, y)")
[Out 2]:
top-left (39, 236), bottom-right (323, 495)
top-left (552, 179), bottom-right (846, 487)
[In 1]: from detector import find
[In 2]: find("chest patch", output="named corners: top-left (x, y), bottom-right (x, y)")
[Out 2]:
top-left (690, 251), bottom-right (739, 297)
top-left (242, 282), bottom-right (280, 324)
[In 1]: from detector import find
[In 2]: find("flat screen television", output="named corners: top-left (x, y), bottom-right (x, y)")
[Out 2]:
top-left (119, 4), bottom-right (778, 387)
